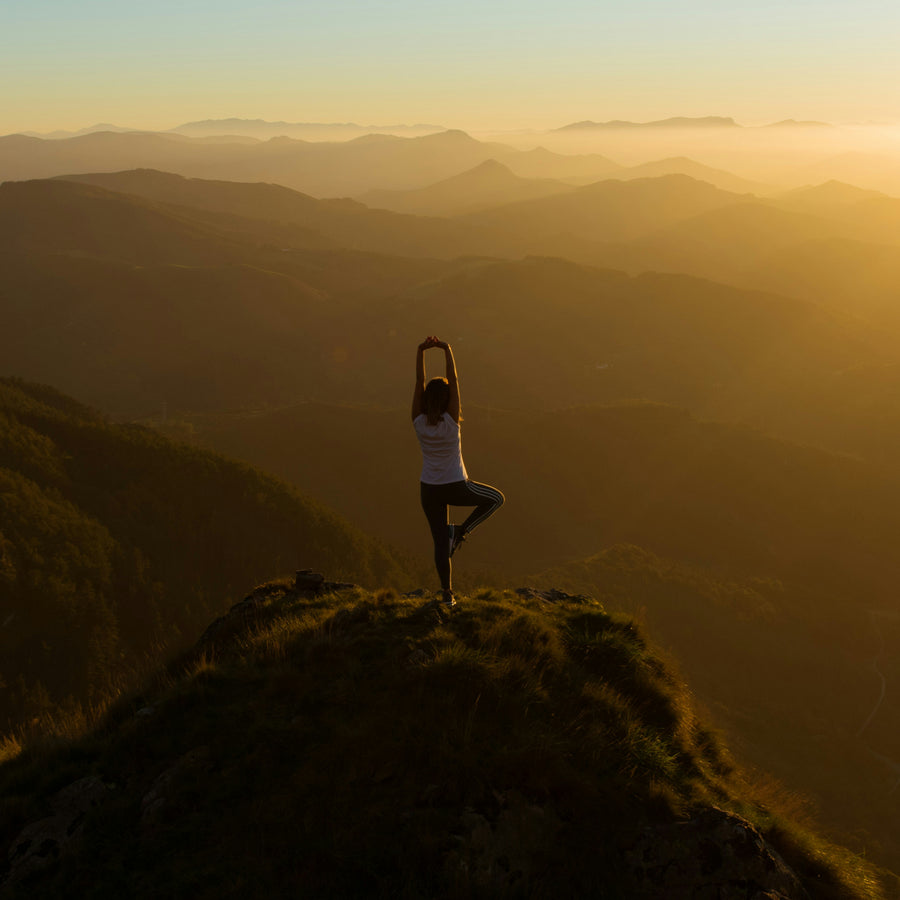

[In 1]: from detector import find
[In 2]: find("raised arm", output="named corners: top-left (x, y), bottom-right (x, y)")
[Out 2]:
top-left (438, 341), bottom-right (461, 423)
top-left (412, 339), bottom-right (429, 422)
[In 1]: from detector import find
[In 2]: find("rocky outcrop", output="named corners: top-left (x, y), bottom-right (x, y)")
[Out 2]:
top-left (515, 587), bottom-right (592, 604)
top-left (2, 776), bottom-right (110, 889)
top-left (443, 790), bottom-right (562, 894)
top-left (197, 569), bottom-right (358, 650)
top-left (294, 569), bottom-right (357, 595)
top-left (140, 747), bottom-right (210, 828)
top-left (626, 808), bottom-right (808, 899)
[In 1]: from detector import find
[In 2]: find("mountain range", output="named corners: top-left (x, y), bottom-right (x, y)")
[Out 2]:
top-left (1, 129), bottom-right (614, 197)
top-left (4, 137), bottom-right (900, 888)
top-left (557, 116), bottom-right (741, 130)
top-left (2, 173), bottom-right (882, 430)
top-left (169, 118), bottom-right (447, 140)
top-left (5, 170), bottom-right (899, 460)
top-left (359, 157), bottom-right (769, 216)
top-left (0, 125), bottom-right (871, 200)
top-left (555, 117), bottom-right (832, 131)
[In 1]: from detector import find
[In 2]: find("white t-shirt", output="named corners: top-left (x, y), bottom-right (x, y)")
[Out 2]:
top-left (413, 413), bottom-right (468, 484)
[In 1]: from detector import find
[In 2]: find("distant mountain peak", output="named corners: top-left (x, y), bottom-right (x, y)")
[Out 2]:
top-left (781, 179), bottom-right (887, 204)
top-left (420, 128), bottom-right (478, 143)
top-left (19, 123), bottom-right (137, 139)
top-left (764, 119), bottom-right (831, 128)
top-left (169, 119), bottom-right (447, 141)
top-left (556, 116), bottom-right (738, 131)
top-left (469, 158), bottom-right (514, 174)
top-left (347, 133), bottom-right (401, 144)
top-left (173, 117), bottom-right (445, 131)
top-left (433, 158), bottom-right (525, 189)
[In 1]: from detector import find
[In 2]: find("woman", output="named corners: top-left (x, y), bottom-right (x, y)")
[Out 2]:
top-left (412, 336), bottom-right (504, 608)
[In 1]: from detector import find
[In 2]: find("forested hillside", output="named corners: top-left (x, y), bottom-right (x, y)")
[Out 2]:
top-left (0, 379), bottom-right (409, 736)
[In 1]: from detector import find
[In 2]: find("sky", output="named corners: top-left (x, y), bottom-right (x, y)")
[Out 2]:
top-left (2, 0), bottom-right (899, 135)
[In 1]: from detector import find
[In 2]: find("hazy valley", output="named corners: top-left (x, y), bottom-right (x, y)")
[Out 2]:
top-left (3, 120), bottom-right (900, 895)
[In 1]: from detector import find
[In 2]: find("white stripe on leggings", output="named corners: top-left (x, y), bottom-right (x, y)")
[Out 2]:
top-left (462, 481), bottom-right (504, 533)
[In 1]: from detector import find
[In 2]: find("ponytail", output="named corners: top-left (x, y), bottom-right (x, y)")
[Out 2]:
top-left (423, 378), bottom-right (450, 425)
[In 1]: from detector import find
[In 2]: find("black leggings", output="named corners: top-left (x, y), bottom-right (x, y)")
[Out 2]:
top-left (420, 479), bottom-right (505, 591)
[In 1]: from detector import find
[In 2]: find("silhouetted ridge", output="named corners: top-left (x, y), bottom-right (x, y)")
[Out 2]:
top-left (0, 580), bottom-right (880, 897)
top-left (0, 178), bottom-right (238, 264)
top-left (765, 119), bottom-right (831, 128)
top-left (467, 157), bottom-right (513, 175)
top-left (557, 116), bottom-right (739, 130)
top-left (358, 157), bottom-right (574, 215)
top-left (419, 128), bottom-right (479, 144)
top-left (780, 179), bottom-right (887, 205)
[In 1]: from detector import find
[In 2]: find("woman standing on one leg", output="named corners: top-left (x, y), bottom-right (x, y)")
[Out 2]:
top-left (412, 336), bottom-right (505, 608)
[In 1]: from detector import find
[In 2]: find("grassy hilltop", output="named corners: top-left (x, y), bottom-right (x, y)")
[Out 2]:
top-left (0, 581), bottom-right (890, 899)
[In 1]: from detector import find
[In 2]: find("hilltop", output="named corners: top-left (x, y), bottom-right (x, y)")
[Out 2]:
top-left (0, 579), bottom-right (888, 898)
top-left (359, 159), bottom-right (576, 216)
top-left (183, 399), bottom-right (900, 874)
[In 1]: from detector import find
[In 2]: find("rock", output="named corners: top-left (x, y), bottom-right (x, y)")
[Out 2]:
top-left (295, 569), bottom-right (325, 593)
top-left (196, 597), bottom-right (263, 649)
top-left (140, 747), bottom-right (210, 827)
top-left (324, 581), bottom-right (358, 592)
top-left (197, 581), bottom-right (279, 649)
top-left (443, 790), bottom-right (562, 894)
top-left (625, 808), bottom-right (808, 899)
top-left (295, 570), bottom-right (358, 595)
top-left (3, 776), bottom-right (109, 888)
top-left (515, 587), bottom-right (592, 604)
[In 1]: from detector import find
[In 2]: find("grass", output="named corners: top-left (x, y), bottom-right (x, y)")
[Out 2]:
top-left (0, 583), bottom-right (891, 899)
